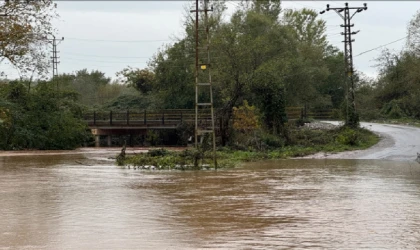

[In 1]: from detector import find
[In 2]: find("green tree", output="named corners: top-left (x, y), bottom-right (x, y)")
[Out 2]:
top-left (407, 10), bottom-right (420, 54)
top-left (116, 67), bottom-right (155, 94)
top-left (127, 1), bottom-right (341, 145)
top-left (374, 49), bottom-right (420, 118)
top-left (282, 8), bottom-right (330, 108)
top-left (318, 46), bottom-right (346, 109)
top-left (56, 69), bottom-right (120, 107)
top-left (0, 0), bottom-right (57, 78)
top-left (147, 1), bottom-right (226, 110)
top-left (0, 80), bottom-right (91, 150)
top-left (211, 1), bottom-right (294, 144)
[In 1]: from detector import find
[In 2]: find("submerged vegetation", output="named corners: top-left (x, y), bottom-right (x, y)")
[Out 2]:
top-left (119, 124), bottom-right (379, 169)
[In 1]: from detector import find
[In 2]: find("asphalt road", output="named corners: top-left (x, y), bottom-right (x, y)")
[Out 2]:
top-left (322, 122), bottom-right (420, 162)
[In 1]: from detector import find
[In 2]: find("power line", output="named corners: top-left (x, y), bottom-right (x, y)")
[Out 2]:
top-left (354, 36), bottom-right (407, 57)
top-left (60, 61), bottom-right (190, 69)
top-left (289, 1), bottom-right (323, 11)
top-left (63, 57), bottom-right (149, 64)
top-left (61, 52), bottom-right (223, 61)
top-left (66, 37), bottom-right (171, 43)
top-left (63, 55), bottom-right (215, 64)
top-left (61, 52), bottom-right (153, 59)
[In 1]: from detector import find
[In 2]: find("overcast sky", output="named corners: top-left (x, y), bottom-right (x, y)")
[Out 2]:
top-left (1, 1), bottom-right (419, 80)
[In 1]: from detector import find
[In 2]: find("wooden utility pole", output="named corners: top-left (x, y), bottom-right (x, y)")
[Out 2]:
top-left (191, 0), bottom-right (217, 169)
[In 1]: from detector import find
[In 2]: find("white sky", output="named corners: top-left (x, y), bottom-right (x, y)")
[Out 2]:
top-left (1, 1), bottom-right (419, 80)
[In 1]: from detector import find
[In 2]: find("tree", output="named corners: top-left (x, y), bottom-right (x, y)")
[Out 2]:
top-left (281, 8), bottom-right (330, 108)
top-left (251, 66), bottom-right (287, 134)
top-left (318, 46), bottom-right (346, 109)
top-left (0, 0), bottom-right (57, 78)
top-left (142, 1), bottom-right (227, 110)
top-left (374, 49), bottom-right (420, 118)
top-left (56, 69), bottom-right (116, 107)
top-left (282, 8), bottom-right (327, 49)
top-left (233, 100), bottom-right (260, 132)
top-left (211, 1), bottom-right (295, 143)
top-left (0, 80), bottom-right (91, 150)
top-left (407, 10), bottom-right (420, 55)
top-left (132, 0), bottom-right (339, 145)
top-left (148, 41), bottom-right (195, 109)
top-left (117, 67), bottom-right (155, 94)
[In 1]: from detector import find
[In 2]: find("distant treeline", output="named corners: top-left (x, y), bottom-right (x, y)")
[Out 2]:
top-left (1, 1), bottom-right (420, 149)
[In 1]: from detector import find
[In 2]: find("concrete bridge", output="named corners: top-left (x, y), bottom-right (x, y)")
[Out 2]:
top-left (83, 108), bottom-right (334, 147)
top-left (83, 110), bottom-right (208, 147)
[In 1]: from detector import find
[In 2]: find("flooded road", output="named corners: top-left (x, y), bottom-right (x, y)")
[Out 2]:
top-left (2, 153), bottom-right (420, 249)
top-left (322, 122), bottom-right (420, 161)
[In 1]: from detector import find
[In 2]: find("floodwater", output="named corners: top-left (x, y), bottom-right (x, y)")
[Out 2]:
top-left (2, 153), bottom-right (420, 249)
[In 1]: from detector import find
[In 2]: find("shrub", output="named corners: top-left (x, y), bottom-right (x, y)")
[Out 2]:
top-left (381, 100), bottom-right (405, 119)
top-left (336, 127), bottom-right (359, 146)
top-left (358, 108), bottom-right (383, 121)
top-left (148, 148), bottom-right (169, 157)
top-left (260, 132), bottom-right (284, 148)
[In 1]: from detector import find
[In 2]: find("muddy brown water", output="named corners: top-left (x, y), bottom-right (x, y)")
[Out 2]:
top-left (2, 153), bottom-right (420, 249)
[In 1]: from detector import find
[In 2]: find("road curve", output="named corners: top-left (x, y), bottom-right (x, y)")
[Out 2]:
top-left (321, 122), bottom-right (420, 162)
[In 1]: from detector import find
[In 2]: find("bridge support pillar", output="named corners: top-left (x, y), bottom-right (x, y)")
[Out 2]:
top-left (107, 135), bottom-right (112, 147)
top-left (95, 135), bottom-right (100, 147)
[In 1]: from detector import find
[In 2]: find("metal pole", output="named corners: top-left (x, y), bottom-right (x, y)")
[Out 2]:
top-left (47, 36), bottom-right (64, 91)
top-left (320, 2), bottom-right (367, 128)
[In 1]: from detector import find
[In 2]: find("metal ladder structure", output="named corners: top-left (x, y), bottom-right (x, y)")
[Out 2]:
top-left (192, 0), bottom-right (217, 168)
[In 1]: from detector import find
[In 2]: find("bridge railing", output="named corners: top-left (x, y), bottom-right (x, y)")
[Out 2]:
top-left (84, 110), bottom-right (213, 127)
top-left (83, 108), bottom-right (337, 127)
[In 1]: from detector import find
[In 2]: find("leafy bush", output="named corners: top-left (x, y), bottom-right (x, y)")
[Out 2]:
top-left (290, 129), bottom-right (324, 146)
top-left (148, 148), bottom-right (169, 157)
top-left (336, 127), bottom-right (359, 146)
top-left (381, 100), bottom-right (405, 119)
top-left (0, 81), bottom-right (91, 150)
top-left (233, 100), bottom-right (260, 132)
top-left (260, 132), bottom-right (284, 148)
top-left (358, 108), bottom-right (383, 121)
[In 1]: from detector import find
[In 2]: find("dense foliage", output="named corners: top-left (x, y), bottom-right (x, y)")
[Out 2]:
top-left (0, 0), bottom-right (57, 78)
top-left (355, 10), bottom-right (420, 121)
top-left (2, 1), bottom-right (420, 151)
top-left (0, 81), bottom-right (91, 150)
top-left (125, 1), bottom-right (348, 145)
